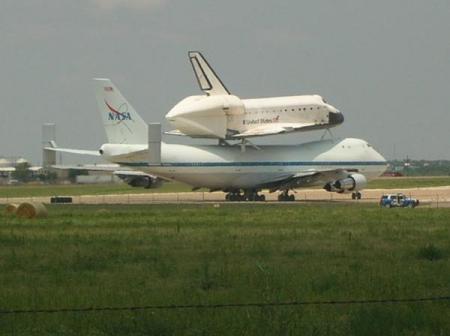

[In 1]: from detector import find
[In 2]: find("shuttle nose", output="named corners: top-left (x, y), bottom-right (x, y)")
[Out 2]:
top-left (328, 111), bottom-right (344, 125)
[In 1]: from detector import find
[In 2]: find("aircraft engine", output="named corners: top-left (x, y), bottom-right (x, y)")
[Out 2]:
top-left (166, 95), bottom-right (245, 139)
top-left (324, 173), bottom-right (367, 193)
top-left (123, 175), bottom-right (162, 189)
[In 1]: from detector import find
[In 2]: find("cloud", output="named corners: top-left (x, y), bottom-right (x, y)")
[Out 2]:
top-left (92, 0), bottom-right (167, 10)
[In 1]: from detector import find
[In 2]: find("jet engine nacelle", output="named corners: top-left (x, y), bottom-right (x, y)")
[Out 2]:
top-left (166, 95), bottom-right (245, 139)
top-left (126, 176), bottom-right (162, 189)
top-left (117, 174), bottom-right (163, 189)
top-left (324, 173), bottom-right (367, 193)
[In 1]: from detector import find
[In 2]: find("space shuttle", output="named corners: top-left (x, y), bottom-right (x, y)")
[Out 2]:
top-left (165, 51), bottom-right (344, 140)
top-left (45, 77), bottom-right (386, 202)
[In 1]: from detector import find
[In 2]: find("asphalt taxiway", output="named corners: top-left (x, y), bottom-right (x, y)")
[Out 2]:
top-left (1, 186), bottom-right (449, 207)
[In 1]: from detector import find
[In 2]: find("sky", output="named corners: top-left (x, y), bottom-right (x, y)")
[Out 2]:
top-left (1, 0), bottom-right (449, 164)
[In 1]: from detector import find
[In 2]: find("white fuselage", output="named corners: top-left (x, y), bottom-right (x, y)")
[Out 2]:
top-left (166, 94), bottom-right (343, 139)
top-left (100, 138), bottom-right (387, 190)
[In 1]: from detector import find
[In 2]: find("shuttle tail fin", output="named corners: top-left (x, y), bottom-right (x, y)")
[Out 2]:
top-left (188, 51), bottom-right (230, 96)
top-left (93, 78), bottom-right (147, 144)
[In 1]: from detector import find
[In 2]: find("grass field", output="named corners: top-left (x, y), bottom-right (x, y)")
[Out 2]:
top-left (0, 181), bottom-right (194, 198)
top-left (0, 176), bottom-right (449, 198)
top-left (368, 176), bottom-right (450, 189)
top-left (0, 204), bottom-right (449, 335)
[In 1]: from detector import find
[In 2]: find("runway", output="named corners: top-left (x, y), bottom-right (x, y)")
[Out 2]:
top-left (1, 186), bottom-right (450, 207)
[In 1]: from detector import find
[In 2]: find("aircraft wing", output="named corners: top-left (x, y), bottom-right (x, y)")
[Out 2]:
top-left (52, 164), bottom-right (120, 171)
top-left (44, 146), bottom-right (101, 156)
top-left (165, 129), bottom-right (187, 136)
top-left (261, 169), bottom-right (348, 192)
top-left (231, 123), bottom-right (317, 138)
top-left (52, 164), bottom-right (168, 188)
top-left (188, 51), bottom-right (230, 96)
top-left (52, 165), bottom-right (168, 180)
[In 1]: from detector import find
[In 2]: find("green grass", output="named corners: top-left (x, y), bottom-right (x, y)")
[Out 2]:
top-left (0, 181), bottom-right (193, 198)
top-left (367, 176), bottom-right (450, 189)
top-left (0, 204), bottom-right (449, 335)
top-left (0, 176), bottom-right (449, 198)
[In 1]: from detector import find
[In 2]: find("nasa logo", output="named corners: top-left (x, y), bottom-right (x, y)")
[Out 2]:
top-left (104, 100), bottom-right (133, 121)
top-left (108, 112), bottom-right (132, 121)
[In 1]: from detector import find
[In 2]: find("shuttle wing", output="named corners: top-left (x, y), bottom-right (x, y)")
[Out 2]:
top-left (188, 51), bottom-right (230, 96)
top-left (231, 122), bottom-right (317, 138)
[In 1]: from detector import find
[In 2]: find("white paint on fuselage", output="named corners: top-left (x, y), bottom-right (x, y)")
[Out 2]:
top-left (101, 138), bottom-right (387, 190)
top-left (235, 95), bottom-right (333, 130)
top-left (166, 94), bottom-right (342, 139)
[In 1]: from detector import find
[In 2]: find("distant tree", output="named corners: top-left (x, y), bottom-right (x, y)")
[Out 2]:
top-left (68, 169), bottom-right (89, 183)
top-left (38, 170), bottom-right (58, 184)
top-left (12, 162), bottom-right (32, 182)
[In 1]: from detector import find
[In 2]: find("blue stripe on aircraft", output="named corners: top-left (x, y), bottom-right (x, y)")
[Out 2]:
top-left (117, 161), bottom-right (388, 167)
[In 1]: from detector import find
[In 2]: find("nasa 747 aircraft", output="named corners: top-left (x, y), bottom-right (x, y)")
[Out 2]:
top-left (45, 78), bottom-right (387, 201)
top-left (165, 51), bottom-right (344, 140)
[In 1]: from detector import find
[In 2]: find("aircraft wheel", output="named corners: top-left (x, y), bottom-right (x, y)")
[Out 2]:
top-left (278, 194), bottom-right (286, 202)
top-left (228, 193), bottom-right (241, 202)
top-left (357, 192), bottom-right (362, 200)
top-left (289, 194), bottom-right (295, 202)
top-left (351, 193), bottom-right (356, 200)
top-left (258, 194), bottom-right (266, 202)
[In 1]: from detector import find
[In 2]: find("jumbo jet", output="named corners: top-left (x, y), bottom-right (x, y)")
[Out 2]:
top-left (165, 51), bottom-right (344, 141)
top-left (45, 78), bottom-right (386, 201)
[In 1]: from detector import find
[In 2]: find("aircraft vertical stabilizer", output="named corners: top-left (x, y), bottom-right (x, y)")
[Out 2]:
top-left (93, 78), bottom-right (147, 144)
top-left (188, 51), bottom-right (230, 96)
top-left (42, 123), bottom-right (56, 167)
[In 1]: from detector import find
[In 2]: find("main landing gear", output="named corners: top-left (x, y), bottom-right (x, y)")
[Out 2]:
top-left (225, 190), bottom-right (266, 202)
top-left (278, 190), bottom-right (295, 202)
top-left (351, 192), bottom-right (362, 200)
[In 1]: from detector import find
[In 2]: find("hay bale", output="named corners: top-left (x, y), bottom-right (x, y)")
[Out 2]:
top-left (5, 203), bottom-right (18, 215)
top-left (16, 202), bottom-right (48, 219)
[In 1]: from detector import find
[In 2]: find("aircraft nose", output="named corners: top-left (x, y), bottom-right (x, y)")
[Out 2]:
top-left (328, 111), bottom-right (344, 125)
